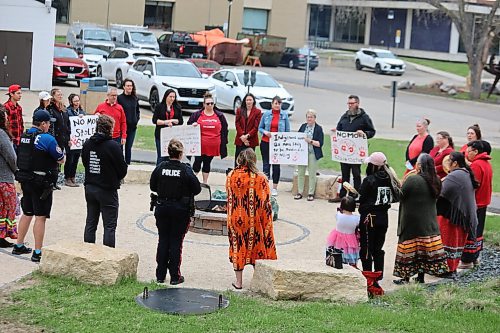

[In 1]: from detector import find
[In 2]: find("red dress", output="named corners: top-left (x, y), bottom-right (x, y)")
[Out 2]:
top-left (198, 112), bottom-right (221, 156)
top-left (429, 146), bottom-right (454, 179)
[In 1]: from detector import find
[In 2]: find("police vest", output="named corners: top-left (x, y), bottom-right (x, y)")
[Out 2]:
top-left (17, 130), bottom-right (58, 173)
top-left (156, 160), bottom-right (190, 201)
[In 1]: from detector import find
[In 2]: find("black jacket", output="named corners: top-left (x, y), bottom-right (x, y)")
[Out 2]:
top-left (298, 122), bottom-right (324, 160)
top-left (187, 108), bottom-right (229, 159)
top-left (82, 133), bottom-right (128, 190)
top-left (150, 159), bottom-right (201, 201)
top-left (152, 102), bottom-right (184, 140)
top-left (358, 170), bottom-right (394, 214)
top-left (405, 134), bottom-right (434, 166)
top-left (47, 103), bottom-right (70, 149)
top-left (336, 108), bottom-right (376, 139)
top-left (117, 93), bottom-right (140, 129)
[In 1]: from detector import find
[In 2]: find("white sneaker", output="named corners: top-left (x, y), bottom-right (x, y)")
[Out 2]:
top-left (271, 189), bottom-right (278, 196)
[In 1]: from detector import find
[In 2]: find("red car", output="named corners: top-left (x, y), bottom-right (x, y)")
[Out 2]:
top-left (186, 58), bottom-right (221, 76)
top-left (53, 44), bottom-right (89, 85)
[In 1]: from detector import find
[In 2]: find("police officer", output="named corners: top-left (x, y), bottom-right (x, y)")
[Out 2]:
top-left (150, 138), bottom-right (201, 285)
top-left (12, 109), bottom-right (65, 262)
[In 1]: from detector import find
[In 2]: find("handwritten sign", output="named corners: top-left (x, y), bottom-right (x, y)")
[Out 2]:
top-left (69, 115), bottom-right (98, 150)
top-left (331, 130), bottom-right (368, 164)
top-left (160, 125), bottom-right (201, 157)
top-left (269, 132), bottom-right (308, 165)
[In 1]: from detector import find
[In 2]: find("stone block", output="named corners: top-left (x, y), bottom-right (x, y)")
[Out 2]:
top-left (292, 173), bottom-right (340, 200)
top-left (250, 259), bottom-right (367, 303)
top-left (203, 220), bottom-right (223, 231)
top-left (39, 240), bottom-right (139, 285)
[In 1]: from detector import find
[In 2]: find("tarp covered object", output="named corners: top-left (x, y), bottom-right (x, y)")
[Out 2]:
top-left (191, 29), bottom-right (249, 65)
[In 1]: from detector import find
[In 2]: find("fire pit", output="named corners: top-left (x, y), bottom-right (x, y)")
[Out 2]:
top-left (191, 184), bottom-right (228, 236)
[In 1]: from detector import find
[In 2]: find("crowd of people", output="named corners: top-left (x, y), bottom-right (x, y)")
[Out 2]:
top-left (0, 83), bottom-right (494, 292)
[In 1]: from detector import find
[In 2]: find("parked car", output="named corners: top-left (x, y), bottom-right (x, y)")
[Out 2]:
top-left (53, 44), bottom-right (89, 85)
top-left (279, 47), bottom-right (319, 70)
top-left (355, 48), bottom-right (405, 75)
top-left (186, 58), bottom-right (221, 76)
top-left (80, 46), bottom-right (109, 77)
top-left (125, 57), bottom-right (216, 111)
top-left (96, 48), bottom-right (161, 88)
top-left (157, 32), bottom-right (207, 59)
top-left (109, 24), bottom-right (160, 51)
top-left (66, 23), bottom-right (115, 53)
top-left (209, 69), bottom-right (294, 116)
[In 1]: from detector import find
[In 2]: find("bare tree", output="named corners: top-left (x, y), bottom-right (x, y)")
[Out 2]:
top-left (424, 0), bottom-right (500, 99)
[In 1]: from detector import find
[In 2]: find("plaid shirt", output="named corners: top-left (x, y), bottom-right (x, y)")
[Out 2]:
top-left (4, 100), bottom-right (24, 146)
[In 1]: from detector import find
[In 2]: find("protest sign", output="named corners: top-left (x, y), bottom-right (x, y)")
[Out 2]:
top-left (69, 115), bottom-right (98, 150)
top-left (331, 130), bottom-right (368, 164)
top-left (269, 132), bottom-right (308, 165)
top-left (160, 125), bottom-right (201, 157)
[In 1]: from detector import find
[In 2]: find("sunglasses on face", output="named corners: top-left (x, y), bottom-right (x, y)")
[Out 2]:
top-left (205, 102), bottom-right (214, 105)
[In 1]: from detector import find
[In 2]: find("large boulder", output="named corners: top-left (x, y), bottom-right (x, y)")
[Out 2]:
top-left (250, 259), bottom-right (367, 303)
top-left (39, 241), bottom-right (139, 285)
top-left (292, 173), bottom-right (341, 200)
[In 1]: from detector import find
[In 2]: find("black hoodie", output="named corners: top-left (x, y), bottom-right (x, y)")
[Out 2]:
top-left (336, 108), bottom-right (376, 139)
top-left (358, 170), bottom-right (393, 214)
top-left (82, 133), bottom-right (128, 190)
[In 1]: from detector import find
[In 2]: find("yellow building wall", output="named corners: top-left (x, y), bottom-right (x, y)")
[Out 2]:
top-left (69, 0), bottom-right (145, 26)
top-left (268, 0), bottom-right (308, 47)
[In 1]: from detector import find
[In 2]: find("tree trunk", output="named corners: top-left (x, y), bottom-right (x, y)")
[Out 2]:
top-left (469, 59), bottom-right (483, 99)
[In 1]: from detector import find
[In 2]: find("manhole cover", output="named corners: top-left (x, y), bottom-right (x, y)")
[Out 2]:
top-left (136, 287), bottom-right (229, 315)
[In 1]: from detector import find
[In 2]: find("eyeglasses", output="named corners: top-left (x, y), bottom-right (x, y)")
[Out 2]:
top-left (205, 102), bottom-right (214, 105)
top-left (109, 94), bottom-right (118, 97)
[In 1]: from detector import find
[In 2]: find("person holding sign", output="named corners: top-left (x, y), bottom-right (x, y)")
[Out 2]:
top-left (234, 93), bottom-right (262, 166)
top-left (295, 109), bottom-right (324, 201)
top-left (258, 96), bottom-right (290, 196)
top-left (64, 93), bottom-right (86, 187)
top-left (187, 93), bottom-right (228, 184)
top-left (331, 95), bottom-right (375, 202)
top-left (152, 89), bottom-right (183, 165)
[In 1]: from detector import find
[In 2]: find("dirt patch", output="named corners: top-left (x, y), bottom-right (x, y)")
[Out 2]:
top-left (0, 275), bottom-right (47, 333)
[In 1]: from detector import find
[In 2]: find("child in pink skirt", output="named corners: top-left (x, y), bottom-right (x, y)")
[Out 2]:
top-left (326, 196), bottom-right (360, 266)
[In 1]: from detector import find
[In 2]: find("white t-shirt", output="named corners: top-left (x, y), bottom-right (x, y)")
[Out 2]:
top-left (335, 212), bottom-right (360, 234)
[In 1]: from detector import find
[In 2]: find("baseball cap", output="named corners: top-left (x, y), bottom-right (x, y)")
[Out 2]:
top-left (33, 110), bottom-right (56, 123)
top-left (39, 91), bottom-right (51, 101)
top-left (364, 152), bottom-right (387, 166)
top-left (6, 84), bottom-right (21, 95)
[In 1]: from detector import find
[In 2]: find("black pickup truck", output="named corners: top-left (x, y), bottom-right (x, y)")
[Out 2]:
top-left (157, 32), bottom-right (207, 59)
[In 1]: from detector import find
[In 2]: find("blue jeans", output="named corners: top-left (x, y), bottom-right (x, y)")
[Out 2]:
top-left (124, 127), bottom-right (137, 165)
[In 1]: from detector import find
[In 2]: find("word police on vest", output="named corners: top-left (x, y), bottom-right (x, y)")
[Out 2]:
top-left (162, 169), bottom-right (181, 177)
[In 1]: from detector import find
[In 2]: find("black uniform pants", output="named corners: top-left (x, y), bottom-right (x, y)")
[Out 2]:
top-left (340, 162), bottom-right (361, 198)
top-left (154, 202), bottom-right (190, 282)
top-left (359, 211), bottom-right (388, 277)
top-left (84, 184), bottom-right (119, 248)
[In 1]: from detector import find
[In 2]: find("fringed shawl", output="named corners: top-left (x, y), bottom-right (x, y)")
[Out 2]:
top-left (437, 168), bottom-right (478, 236)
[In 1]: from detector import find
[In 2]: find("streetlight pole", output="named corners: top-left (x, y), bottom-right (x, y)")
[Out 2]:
top-left (387, 9), bottom-right (394, 50)
top-left (226, 0), bottom-right (233, 38)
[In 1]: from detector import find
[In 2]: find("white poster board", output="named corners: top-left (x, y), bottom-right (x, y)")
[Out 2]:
top-left (269, 132), bottom-right (308, 165)
top-left (160, 125), bottom-right (201, 157)
top-left (331, 130), bottom-right (368, 164)
top-left (69, 115), bottom-right (98, 150)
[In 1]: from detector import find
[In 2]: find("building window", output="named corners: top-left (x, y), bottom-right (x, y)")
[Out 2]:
top-left (308, 5), bottom-right (332, 40)
top-left (144, 1), bottom-right (173, 30)
top-left (242, 8), bottom-right (268, 34)
top-left (36, 0), bottom-right (70, 23)
top-left (333, 7), bottom-right (366, 44)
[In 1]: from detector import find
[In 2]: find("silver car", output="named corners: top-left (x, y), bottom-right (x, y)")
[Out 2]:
top-left (66, 23), bottom-right (115, 53)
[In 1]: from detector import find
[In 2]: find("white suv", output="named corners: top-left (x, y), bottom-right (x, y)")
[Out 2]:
top-left (126, 57), bottom-right (216, 111)
top-left (355, 48), bottom-right (406, 75)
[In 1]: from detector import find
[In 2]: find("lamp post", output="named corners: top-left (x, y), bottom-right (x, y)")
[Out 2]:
top-left (226, 0), bottom-right (233, 38)
top-left (313, 5), bottom-right (324, 48)
top-left (387, 9), bottom-right (394, 50)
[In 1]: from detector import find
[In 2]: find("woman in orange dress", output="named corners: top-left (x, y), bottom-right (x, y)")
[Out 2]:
top-left (226, 149), bottom-right (277, 289)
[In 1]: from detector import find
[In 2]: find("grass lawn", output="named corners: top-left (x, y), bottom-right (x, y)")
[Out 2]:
top-left (400, 57), bottom-right (470, 77)
top-left (55, 35), bottom-right (66, 43)
top-left (485, 214), bottom-right (500, 247)
top-left (3, 273), bottom-right (498, 333)
top-left (134, 126), bottom-right (500, 192)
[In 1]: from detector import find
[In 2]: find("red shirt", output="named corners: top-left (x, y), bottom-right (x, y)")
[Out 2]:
top-left (429, 146), bottom-right (454, 179)
top-left (198, 111), bottom-right (221, 156)
top-left (261, 109), bottom-right (280, 143)
top-left (470, 152), bottom-right (493, 208)
top-left (95, 101), bottom-right (127, 139)
top-left (408, 134), bottom-right (428, 161)
top-left (4, 100), bottom-right (24, 146)
top-left (167, 105), bottom-right (175, 119)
